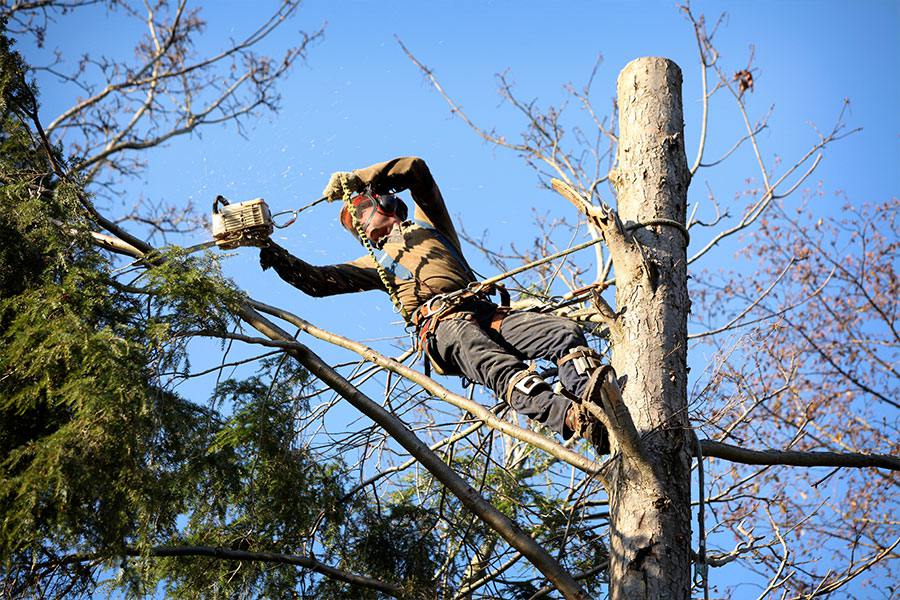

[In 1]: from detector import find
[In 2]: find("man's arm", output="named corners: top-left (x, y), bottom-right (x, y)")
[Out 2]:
top-left (260, 242), bottom-right (385, 297)
top-left (353, 156), bottom-right (463, 251)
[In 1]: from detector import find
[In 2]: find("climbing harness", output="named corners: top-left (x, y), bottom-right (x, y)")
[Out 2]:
top-left (404, 236), bottom-right (608, 375)
top-left (402, 237), bottom-right (612, 377)
top-left (410, 284), bottom-right (511, 377)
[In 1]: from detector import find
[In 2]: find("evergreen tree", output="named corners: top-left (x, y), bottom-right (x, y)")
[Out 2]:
top-left (0, 26), bottom-right (361, 599)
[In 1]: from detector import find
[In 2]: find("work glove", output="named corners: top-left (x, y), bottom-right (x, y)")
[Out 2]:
top-left (242, 233), bottom-right (272, 248)
top-left (259, 243), bottom-right (284, 270)
top-left (259, 240), bottom-right (296, 271)
top-left (322, 171), bottom-right (364, 201)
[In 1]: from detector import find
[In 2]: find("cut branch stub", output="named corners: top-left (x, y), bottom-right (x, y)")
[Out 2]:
top-left (550, 177), bottom-right (636, 278)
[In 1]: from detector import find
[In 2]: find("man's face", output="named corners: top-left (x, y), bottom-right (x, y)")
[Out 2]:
top-left (358, 204), bottom-right (402, 246)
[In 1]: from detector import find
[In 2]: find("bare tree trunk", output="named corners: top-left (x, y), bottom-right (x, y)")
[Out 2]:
top-left (607, 57), bottom-right (692, 599)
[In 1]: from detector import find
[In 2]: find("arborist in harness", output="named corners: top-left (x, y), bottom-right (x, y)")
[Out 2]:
top-left (258, 156), bottom-right (611, 454)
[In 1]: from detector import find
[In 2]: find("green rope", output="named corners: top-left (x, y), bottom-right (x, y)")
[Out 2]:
top-left (340, 174), bottom-right (410, 321)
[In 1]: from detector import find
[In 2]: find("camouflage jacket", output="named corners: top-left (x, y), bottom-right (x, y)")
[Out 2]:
top-left (260, 157), bottom-right (476, 320)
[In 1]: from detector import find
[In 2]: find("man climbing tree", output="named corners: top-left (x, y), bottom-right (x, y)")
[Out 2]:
top-left (258, 156), bottom-right (612, 454)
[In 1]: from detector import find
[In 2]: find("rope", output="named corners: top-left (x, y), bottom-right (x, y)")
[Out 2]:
top-left (339, 174), bottom-right (410, 321)
top-left (692, 431), bottom-right (709, 600)
top-left (625, 218), bottom-right (690, 246)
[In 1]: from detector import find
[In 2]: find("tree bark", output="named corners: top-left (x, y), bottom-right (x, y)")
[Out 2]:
top-left (607, 57), bottom-right (692, 599)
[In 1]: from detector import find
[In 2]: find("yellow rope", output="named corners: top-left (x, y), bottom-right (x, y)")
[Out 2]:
top-left (339, 174), bottom-right (410, 321)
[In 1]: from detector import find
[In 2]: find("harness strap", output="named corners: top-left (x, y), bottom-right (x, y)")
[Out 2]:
top-left (494, 283), bottom-right (510, 307)
top-left (413, 299), bottom-right (463, 372)
top-left (411, 291), bottom-right (511, 377)
top-left (373, 220), bottom-right (475, 284)
top-left (374, 248), bottom-right (413, 280)
top-left (489, 306), bottom-right (511, 333)
top-left (504, 365), bottom-right (548, 405)
top-left (558, 346), bottom-right (603, 376)
top-left (413, 219), bottom-right (476, 279)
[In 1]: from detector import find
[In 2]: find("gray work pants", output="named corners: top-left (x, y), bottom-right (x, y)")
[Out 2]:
top-left (431, 305), bottom-right (591, 438)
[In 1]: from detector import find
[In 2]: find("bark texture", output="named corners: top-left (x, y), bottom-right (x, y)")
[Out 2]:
top-left (607, 57), bottom-right (692, 599)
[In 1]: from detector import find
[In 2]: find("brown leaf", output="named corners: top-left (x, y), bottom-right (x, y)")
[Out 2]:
top-left (733, 69), bottom-right (755, 96)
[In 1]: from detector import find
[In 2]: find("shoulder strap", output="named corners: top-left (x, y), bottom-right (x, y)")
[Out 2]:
top-left (413, 219), bottom-right (476, 279)
top-left (373, 248), bottom-right (414, 281)
top-left (369, 220), bottom-right (476, 283)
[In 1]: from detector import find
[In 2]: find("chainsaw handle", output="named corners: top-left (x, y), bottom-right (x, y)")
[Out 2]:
top-left (212, 195), bottom-right (230, 214)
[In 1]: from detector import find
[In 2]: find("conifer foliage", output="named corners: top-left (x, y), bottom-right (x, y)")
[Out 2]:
top-left (0, 27), bottom-right (351, 599)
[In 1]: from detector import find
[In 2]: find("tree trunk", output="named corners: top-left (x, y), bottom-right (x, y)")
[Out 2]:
top-left (607, 57), bottom-right (692, 599)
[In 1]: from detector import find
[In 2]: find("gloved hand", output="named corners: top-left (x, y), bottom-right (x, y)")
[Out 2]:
top-left (322, 171), bottom-right (364, 201)
top-left (242, 233), bottom-right (272, 248)
top-left (259, 244), bottom-right (280, 270)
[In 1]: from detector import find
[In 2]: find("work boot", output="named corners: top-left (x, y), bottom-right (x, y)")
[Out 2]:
top-left (582, 364), bottom-right (614, 407)
top-left (581, 365), bottom-right (622, 455)
top-left (564, 401), bottom-right (610, 455)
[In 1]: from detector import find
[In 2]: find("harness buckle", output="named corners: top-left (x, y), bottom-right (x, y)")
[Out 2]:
top-left (559, 347), bottom-right (603, 376)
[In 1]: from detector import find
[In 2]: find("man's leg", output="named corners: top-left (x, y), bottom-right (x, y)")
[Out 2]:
top-left (495, 311), bottom-right (610, 453)
top-left (495, 311), bottom-right (599, 398)
top-left (430, 316), bottom-right (571, 436)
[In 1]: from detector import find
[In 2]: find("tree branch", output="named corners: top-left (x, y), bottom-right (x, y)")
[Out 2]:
top-left (699, 440), bottom-right (900, 471)
top-left (46, 545), bottom-right (403, 598)
top-left (215, 301), bottom-right (604, 477)
top-left (72, 222), bottom-right (592, 599)
top-left (231, 306), bottom-right (591, 600)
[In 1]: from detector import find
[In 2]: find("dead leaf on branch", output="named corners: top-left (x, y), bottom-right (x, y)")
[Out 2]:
top-left (734, 69), bottom-right (754, 97)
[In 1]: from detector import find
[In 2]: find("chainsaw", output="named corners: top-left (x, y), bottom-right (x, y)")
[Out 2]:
top-left (210, 195), bottom-right (274, 249)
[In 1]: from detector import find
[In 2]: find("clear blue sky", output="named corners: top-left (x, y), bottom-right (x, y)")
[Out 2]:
top-left (20, 0), bottom-right (900, 595)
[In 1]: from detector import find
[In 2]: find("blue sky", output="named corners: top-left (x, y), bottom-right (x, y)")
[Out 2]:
top-left (19, 0), bottom-right (900, 595)
top-left (153, 2), bottom-right (900, 322)
top-left (133, 0), bottom-right (896, 340)
top-left (134, 0), bottom-right (898, 358)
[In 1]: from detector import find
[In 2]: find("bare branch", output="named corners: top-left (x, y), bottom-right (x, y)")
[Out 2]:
top-left (72, 210), bottom-right (593, 598)
top-left (690, 257), bottom-right (799, 340)
top-left (699, 440), bottom-right (900, 471)
top-left (235, 300), bottom-right (604, 477)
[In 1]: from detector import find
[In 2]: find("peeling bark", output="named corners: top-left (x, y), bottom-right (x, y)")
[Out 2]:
top-left (607, 57), bottom-right (692, 599)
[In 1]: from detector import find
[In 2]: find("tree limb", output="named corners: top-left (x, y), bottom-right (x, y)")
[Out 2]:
top-left (45, 545), bottom-right (403, 598)
top-left (211, 302), bottom-right (604, 478)
top-left (72, 223), bottom-right (592, 599)
top-left (698, 440), bottom-right (900, 471)
top-left (232, 306), bottom-right (591, 600)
